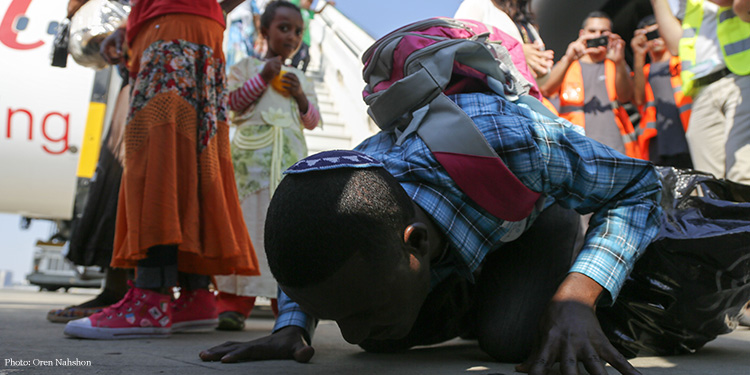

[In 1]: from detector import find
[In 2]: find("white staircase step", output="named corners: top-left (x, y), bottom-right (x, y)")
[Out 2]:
top-left (304, 130), bottom-right (355, 155)
top-left (302, 70), bottom-right (354, 154)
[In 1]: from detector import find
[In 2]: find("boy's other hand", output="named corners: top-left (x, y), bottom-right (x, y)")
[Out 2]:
top-left (516, 300), bottom-right (640, 375)
top-left (516, 273), bottom-right (640, 375)
top-left (199, 326), bottom-right (314, 363)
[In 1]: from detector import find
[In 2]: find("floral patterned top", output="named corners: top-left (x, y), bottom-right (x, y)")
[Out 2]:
top-left (228, 57), bottom-right (320, 199)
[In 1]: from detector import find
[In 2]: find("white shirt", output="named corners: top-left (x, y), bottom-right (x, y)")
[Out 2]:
top-left (453, 0), bottom-right (524, 44)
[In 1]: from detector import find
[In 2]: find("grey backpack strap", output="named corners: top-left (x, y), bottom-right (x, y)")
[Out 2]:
top-left (415, 94), bottom-right (498, 158)
top-left (366, 68), bottom-right (443, 131)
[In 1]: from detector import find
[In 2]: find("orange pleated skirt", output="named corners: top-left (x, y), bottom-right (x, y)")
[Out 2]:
top-left (111, 14), bottom-right (259, 276)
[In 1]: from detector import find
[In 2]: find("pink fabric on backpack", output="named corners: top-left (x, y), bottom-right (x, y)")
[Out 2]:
top-left (368, 17), bottom-right (541, 100)
top-left (451, 19), bottom-right (540, 99)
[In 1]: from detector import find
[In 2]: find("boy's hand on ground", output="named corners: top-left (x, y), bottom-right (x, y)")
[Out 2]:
top-left (199, 326), bottom-right (314, 363)
top-left (516, 300), bottom-right (641, 375)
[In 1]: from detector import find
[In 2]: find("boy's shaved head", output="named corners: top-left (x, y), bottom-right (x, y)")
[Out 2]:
top-left (265, 167), bottom-right (415, 287)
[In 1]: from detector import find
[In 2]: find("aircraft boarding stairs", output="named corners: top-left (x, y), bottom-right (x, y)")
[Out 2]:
top-left (301, 3), bottom-right (378, 155)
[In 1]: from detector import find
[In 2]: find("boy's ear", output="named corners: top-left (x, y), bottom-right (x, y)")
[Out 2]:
top-left (403, 223), bottom-right (429, 257)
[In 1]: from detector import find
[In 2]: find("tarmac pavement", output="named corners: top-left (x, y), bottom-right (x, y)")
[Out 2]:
top-left (2, 287), bottom-right (750, 375)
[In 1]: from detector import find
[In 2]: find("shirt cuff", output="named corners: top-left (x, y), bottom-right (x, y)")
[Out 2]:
top-left (272, 288), bottom-right (318, 343)
top-left (569, 245), bottom-right (632, 306)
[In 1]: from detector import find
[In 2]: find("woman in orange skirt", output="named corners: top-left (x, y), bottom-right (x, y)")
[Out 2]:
top-left (64, 0), bottom-right (258, 340)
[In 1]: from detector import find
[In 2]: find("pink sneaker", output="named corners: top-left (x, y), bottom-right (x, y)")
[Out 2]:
top-left (64, 286), bottom-right (172, 339)
top-left (171, 289), bottom-right (218, 332)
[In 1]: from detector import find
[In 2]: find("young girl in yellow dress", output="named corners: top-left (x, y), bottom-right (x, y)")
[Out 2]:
top-left (214, 0), bottom-right (321, 330)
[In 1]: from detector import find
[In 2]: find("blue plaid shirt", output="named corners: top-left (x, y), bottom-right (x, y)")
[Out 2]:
top-left (273, 92), bottom-right (663, 341)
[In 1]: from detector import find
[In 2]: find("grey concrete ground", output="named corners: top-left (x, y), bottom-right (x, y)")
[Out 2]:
top-left (2, 287), bottom-right (750, 375)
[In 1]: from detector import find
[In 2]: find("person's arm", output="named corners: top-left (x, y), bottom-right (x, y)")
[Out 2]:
top-left (299, 103), bottom-right (321, 130)
top-left (199, 289), bottom-right (318, 363)
top-left (706, 0), bottom-right (750, 22)
top-left (482, 98), bottom-right (662, 374)
top-left (734, 0), bottom-right (750, 22)
top-left (99, 26), bottom-right (126, 65)
top-left (282, 73), bottom-right (310, 114)
top-left (608, 34), bottom-right (634, 103)
top-left (630, 31), bottom-right (649, 107)
top-left (314, 0), bottom-right (335, 13)
top-left (650, 0), bottom-right (683, 55)
top-left (522, 43), bottom-right (555, 79)
top-left (276, 70), bottom-right (321, 130)
top-left (282, 73), bottom-right (320, 130)
top-left (220, 0), bottom-right (246, 15)
top-left (228, 74), bottom-right (267, 112)
top-left (518, 273), bottom-right (634, 374)
top-left (66, 0), bottom-right (88, 19)
top-left (228, 57), bottom-right (282, 113)
top-left (539, 38), bottom-right (587, 97)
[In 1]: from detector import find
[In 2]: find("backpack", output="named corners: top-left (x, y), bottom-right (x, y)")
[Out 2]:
top-left (361, 18), bottom-right (555, 222)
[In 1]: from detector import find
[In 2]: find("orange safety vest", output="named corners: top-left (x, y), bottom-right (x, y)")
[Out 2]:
top-left (637, 56), bottom-right (692, 161)
top-left (558, 60), bottom-right (640, 158)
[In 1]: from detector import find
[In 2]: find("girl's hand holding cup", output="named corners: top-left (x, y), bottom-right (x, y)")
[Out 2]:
top-left (261, 56), bottom-right (283, 86)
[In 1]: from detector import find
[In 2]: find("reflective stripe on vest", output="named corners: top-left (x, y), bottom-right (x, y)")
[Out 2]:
top-left (638, 57), bottom-right (692, 161)
top-left (679, 0), bottom-right (750, 96)
top-left (558, 60), bottom-right (640, 158)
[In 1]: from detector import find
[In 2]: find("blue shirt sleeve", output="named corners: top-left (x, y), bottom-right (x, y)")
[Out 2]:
top-left (515, 98), bottom-right (662, 304)
top-left (453, 93), bottom-right (663, 304)
top-left (272, 287), bottom-right (318, 343)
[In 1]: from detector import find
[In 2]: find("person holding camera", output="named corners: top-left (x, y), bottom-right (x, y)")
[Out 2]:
top-left (540, 11), bottom-right (639, 159)
top-left (630, 15), bottom-right (692, 169)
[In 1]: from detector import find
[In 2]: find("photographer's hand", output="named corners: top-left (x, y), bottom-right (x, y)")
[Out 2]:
top-left (606, 34), bottom-right (626, 64)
